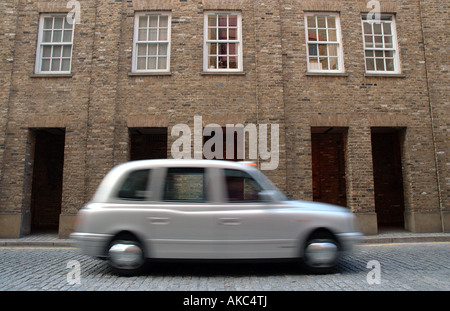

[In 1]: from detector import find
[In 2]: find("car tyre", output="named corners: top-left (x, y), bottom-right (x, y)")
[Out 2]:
top-left (107, 233), bottom-right (146, 276)
top-left (301, 230), bottom-right (340, 274)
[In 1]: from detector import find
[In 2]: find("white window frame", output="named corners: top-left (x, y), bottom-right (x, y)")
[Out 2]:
top-left (35, 14), bottom-right (75, 74)
top-left (203, 12), bottom-right (243, 73)
top-left (132, 12), bottom-right (172, 73)
top-left (361, 14), bottom-right (401, 74)
top-left (304, 12), bottom-right (345, 73)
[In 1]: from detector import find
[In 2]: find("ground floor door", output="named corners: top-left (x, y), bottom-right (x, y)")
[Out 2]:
top-left (30, 129), bottom-right (65, 233)
top-left (129, 127), bottom-right (167, 161)
top-left (371, 128), bottom-right (406, 229)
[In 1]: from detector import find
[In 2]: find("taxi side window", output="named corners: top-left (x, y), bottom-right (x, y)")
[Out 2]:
top-left (224, 169), bottom-right (263, 202)
top-left (163, 168), bottom-right (206, 202)
top-left (117, 169), bottom-right (151, 200)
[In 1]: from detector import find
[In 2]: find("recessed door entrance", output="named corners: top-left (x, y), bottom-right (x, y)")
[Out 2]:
top-left (371, 128), bottom-right (406, 229)
top-left (30, 128), bottom-right (65, 233)
top-left (129, 127), bottom-right (168, 161)
top-left (311, 127), bottom-right (347, 207)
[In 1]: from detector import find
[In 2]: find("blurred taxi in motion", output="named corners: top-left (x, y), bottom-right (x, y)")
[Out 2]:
top-left (71, 159), bottom-right (361, 275)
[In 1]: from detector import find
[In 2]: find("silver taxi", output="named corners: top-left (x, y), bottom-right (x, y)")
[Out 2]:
top-left (71, 159), bottom-right (361, 275)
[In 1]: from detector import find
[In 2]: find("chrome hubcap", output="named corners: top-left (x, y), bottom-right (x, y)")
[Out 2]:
top-left (109, 243), bottom-right (143, 269)
top-left (305, 242), bottom-right (338, 267)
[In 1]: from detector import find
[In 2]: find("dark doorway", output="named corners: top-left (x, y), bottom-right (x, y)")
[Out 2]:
top-left (203, 126), bottom-right (244, 161)
top-left (311, 127), bottom-right (347, 207)
top-left (129, 127), bottom-right (167, 161)
top-left (30, 128), bottom-right (65, 233)
top-left (371, 128), bottom-right (405, 229)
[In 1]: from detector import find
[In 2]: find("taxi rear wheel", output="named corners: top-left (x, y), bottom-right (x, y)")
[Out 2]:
top-left (107, 233), bottom-right (146, 276)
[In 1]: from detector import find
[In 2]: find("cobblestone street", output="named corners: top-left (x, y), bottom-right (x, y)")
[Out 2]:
top-left (0, 242), bottom-right (449, 291)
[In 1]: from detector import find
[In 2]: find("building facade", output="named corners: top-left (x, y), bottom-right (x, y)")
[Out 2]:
top-left (0, 0), bottom-right (448, 238)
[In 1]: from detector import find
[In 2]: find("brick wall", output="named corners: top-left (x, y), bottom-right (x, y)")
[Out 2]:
top-left (0, 0), bottom-right (447, 236)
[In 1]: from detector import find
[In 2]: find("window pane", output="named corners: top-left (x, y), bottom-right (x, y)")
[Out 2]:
top-left (208, 43), bottom-right (217, 55)
top-left (208, 28), bottom-right (217, 40)
top-left (307, 16), bottom-right (316, 28)
top-left (229, 15), bottom-right (237, 27)
top-left (54, 17), bottom-right (63, 29)
top-left (61, 58), bottom-right (70, 71)
top-left (52, 30), bottom-right (62, 42)
top-left (137, 44), bottom-right (146, 56)
top-left (158, 56), bottom-right (167, 70)
top-left (219, 28), bottom-right (227, 40)
top-left (327, 16), bottom-right (336, 28)
top-left (137, 57), bottom-right (146, 69)
top-left (329, 57), bottom-right (339, 70)
top-left (365, 50), bottom-right (374, 58)
top-left (229, 56), bottom-right (237, 69)
top-left (42, 46), bottom-right (52, 57)
top-left (138, 29), bottom-right (147, 41)
top-left (64, 18), bottom-right (72, 29)
top-left (385, 51), bottom-right (394, 58)
top-left (363, 22), bottom-right (372, 35)
top-left (366, 58), bottom-right (375, 71)
top-left (318, 29), bottom-right (327, 41)
top-left (51, 59), bottom-right (60, 71)
top-left (229, 28), bottom-right (237, 40)
top-left (374, 36), bottom-right (383, 48)
top-left (376, 58), bottom-right (385, 71)
top-left (139, 16), bottom-right (147, 28)
top-left (63, 30), bottom-right (72, 42)
top-left (319, 44), bottom-right (328, 56)
top-left (43, 30), bottom-right (52, 43)
top-left (365, 35), bottom-right (373, 48)
top-left (320, 57), bottom-right (329, 70)
top-left (383, 23), bottom-right (392, 35)
top-left (224, 169), bottom-right (263, 202)
top-left (218, 56), bottom-right (227, 68)
top-left (309, 58), bottom-right (320, 70)
top-left (149, 16), bottom-right (158, 27)
top-left (208, 15), bottom-right (217, 27)
top-left (329, 44), bottom-right (338, 56)
top-left (41, 59), bottom-right (50, 71)
top-left (62, 45), bottom-right (72, 57)
top-left (159, 29), bottom-right (168, 41)
top-left (229, 43), bottom-right (237, 55)
top-left (159, 15), bottom-right (168, 27)
top-left (209, 56), bottom-right (217, 69)
top-left (159, 43), bottom-right (168, 56)
top-left (219, 43), bottom-right (227, 55)
top-left (317, 16), bottom-right (326, 28)
top-left (385, 58), bottom-right (394, 71)
top-left (374, 23), bottom-right (382, 35)
top-left (147, 57), bottom-right (156, 69)
top-left (44, 17), bottom-right (53, 30)
top-left (375, 50), bottom-right (384, 58)
top-left (163, 168), bottom-right (205, 202)
top-left (218, 15), bottom-right (227, 26)
top-left (384, 36), bottom-right (393, 48)
top-left (149, 29), bottom-right (157, 41)
top-left (328, 29), bottom-right (337, 42)
top-left (117, 169), bottom-right (150, 200)
top-left (308, 29), bottom-right (317, 41)
top-left (308, 44), bottom-right (318, 56)
top-left (148, 44), bottom-right (157, 56)
top-left (52, 45), bottom-right (62, 57)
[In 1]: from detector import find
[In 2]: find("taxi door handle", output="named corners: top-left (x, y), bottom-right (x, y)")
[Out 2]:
top-left (219, 218), bottom-right (241, 225)
top-left (148, 217), bottom-right (170, 225)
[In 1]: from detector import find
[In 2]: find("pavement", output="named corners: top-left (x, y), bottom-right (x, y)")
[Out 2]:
top-left (0, 229), bottom-right (449, 247)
